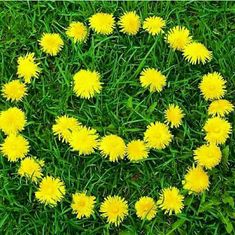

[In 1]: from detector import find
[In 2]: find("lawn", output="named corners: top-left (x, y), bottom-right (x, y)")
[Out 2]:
top-left (0, 1), bottom-right (234, 234)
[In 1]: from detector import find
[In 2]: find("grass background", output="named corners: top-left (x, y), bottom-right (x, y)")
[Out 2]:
top-left (0, 1), bottom-right (235, 234)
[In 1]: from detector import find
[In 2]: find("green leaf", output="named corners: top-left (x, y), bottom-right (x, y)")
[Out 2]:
top-left (0, 214), bottom-right (9, 228)
top-left (119, 230), bottom-right (136, 235)
top-left (166, 218), bottom-right (186, 235)
top-left (225, 219), bottom-right (233, 233)
top-left (220, 212), bottom-right (234, 234)
top-left (222, 196), bottom-right (234, 208)
top-left (126, 96), bottom-right (133, 109)
top-left (148, 102), bottom-right (158, 113)
top-left (222, 145), bottom-right (230, 164)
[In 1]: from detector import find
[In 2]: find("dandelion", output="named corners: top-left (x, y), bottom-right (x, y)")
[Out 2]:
top-left (199, 72), bottom-right (226, 100)
top-left (100, 195), bottom-right (128, 226)
top-left (203, 117), bottom-right (231, 145)
top-left (99, 134), bottom-right (126, 162)
top-left (0, 107), bottom-right (26, 135)
top-left (66, 22), bottom-right (88, 43)
top-left (39, 33), bottom-right (64, 56)
top-left (17, 53), bottom-right (40, 83)
top-left (1, 134), bottom-right (29, 162)
top-left (208, 99), bottom-right (234, 117)
top-left (183, 166), bottom-right (209, 193)
top-left (126, 140), bottom-right (148, 161)
top-left (194, 144), bottom-right (221, 169)
top-left (183, 42), bottom-right (212, 64)
top-left (68, 126), bottom-right (99, 155)
top-left (52, 115), bottom-right (81, 143)
top-left (73, 69), bottom-right (102, 99)
top-left (18, 157), bottom-right (44, 182)
top-left (157, 187), bottom-right (184, 215)
top-left (2, 80), bottom-right (27, 102)
top-left (165, 26), bottom-right (192, 51)
top-left (35, 176), bottom-right (66, 206)
top-left (71, 192), bottom-right (96, 219)
top-left (89, 13), bottom-right (115, 35)
top-left (140, 68), bottom-right (166, 93)
top-left (164, 104), bottom-right (184, 128)
top-left (135, 196), bottom-right (157, 221)
top-left (143, 16), bottom-right (165, 35)
top-left (118, 11), bottom-right (140, 35)
top-left (144, 122), bottom-right (173, 150)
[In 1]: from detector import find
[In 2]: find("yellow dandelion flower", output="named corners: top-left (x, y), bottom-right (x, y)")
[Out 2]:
top-left (35, 176), bottom-right (65, 206)
top-left (183, 42), bottom-right (212, 64)
top-left (71, 192), bottom-right (96, 219)
top-left (118, 11), bottom-right (140, 35)
top-left (143, 16), bottom-right (166, 36)
top-left (2, 80), bottom-right (27, 102)
top-left (165, 26), bottom-right (192, 51)
top-left (68, 126), bottom-right (99, 155)
top-left (99, 134), bottom-right (126, 162)
top-left (183, 166), bottom-right (209, 193)
top-left (157, 187), bottom-right (184, 215)
top-left (140, 68), bottom-right (166, 93)
top-left (199, 72), bottom-right (226, 100)
top-left (100, 195), bottom-right (128, 226)
top-left (39, 33), bottom-right (64, 56)
top-left (73, 69), bottom-right (102, 99)
top-left (144, 122), bottom-right (173, 150)
top-left (0, 107), bottom-right (26, 135)
top-left (17, 53), bottom-right (40, 83)
top-left (208, 99), bottom-right (234, 117)
top-left (194, 144), bottom-right (221, 169)
top-left (203, 117), bottom-right (231, 145)
top-left (135, 196), bottom-right (157, 221)
top-left (89, 13), bottom-right (115, 35)
top-left (127, 140), bottom-right (148, 161)
top-left (18, 157), bottom-right (44, 182)
top-left (164, 104), bottom-right (184, 128)
top-left (66, 22), bottom-right (88, 43)
top-left (1, 134), bottom-right (29, 162)
top-left (52, 115), bottom-right (81, 143)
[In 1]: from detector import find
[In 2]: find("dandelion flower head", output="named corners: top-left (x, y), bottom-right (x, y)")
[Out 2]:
top-left (100, 195), bottom-right (128, 226)
top-left (183, 165), bottom-right (209, 193)
top-left (165, 104), bottom-right (184, 128)
top-left (99, 135), bottom-right (126, 162)
top-left (140, 68), bottom-right (166, 93)
top-left (35, 176), bottom-right (66, 206)
top-left (2, 80), bottom-right (27, 102)
top-left (0, 107), bottom-right (26, 135)
top-left (118, 11), bottom-right (140, 35)
top-left (1, 134), bottom-right (29, 162)
top-left (135, 196), bottom-right (157, 220)
top-left (203, 117), bottom-right (231, 145)
top-left (66, 21), bottom-right (88, 43)
top-left (52, 115), bottom-right (81, 143)
top-left (18, 157), bottom-right (44, 182)
top-left (199, 72), bottom-right (226, 100)
top-left (71, 192), bottom-right (96, 219)
top-left (89, 13), bottom-right (115, 35)
top-left (17, 53), bottom-right (40, 83)
top-left (39, 33), bottom-right (64, 56)
top-left (68, 126), bottom-right (99, 155)
top-left (166, 26), bottom-right (192, 51)
top-left (73, 69), bottom-right (102, 99)
top-left (143, 16), bottom-right (165, 35)
top-left (144, 122), bottom-right (173, 150)
top-left (157, 187), bottom-right (184, 215)
top-left (183, 42), bottom-right (212, 64)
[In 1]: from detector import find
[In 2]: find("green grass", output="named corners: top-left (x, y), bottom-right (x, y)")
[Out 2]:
top-left (0, 1), bottom-right (235, 234)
